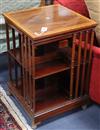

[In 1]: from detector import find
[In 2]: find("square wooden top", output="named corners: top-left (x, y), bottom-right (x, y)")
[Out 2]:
top-left (3, 5), bottom-right (96, 40)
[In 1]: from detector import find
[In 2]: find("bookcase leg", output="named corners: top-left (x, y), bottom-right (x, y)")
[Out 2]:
top-left (31, 120), bottom-right (37, 129)
top-left (6, 90), bottom-right (12, 96)
top-left (81, 104), bottom-right (87, 110)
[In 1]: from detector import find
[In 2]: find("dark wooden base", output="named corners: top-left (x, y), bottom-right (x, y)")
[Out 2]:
top-left (8, 82), bottom-right (89, 126)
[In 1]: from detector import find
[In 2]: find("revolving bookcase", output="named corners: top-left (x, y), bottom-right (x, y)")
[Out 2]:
top-left (3, 5), bottom-right (96, 127)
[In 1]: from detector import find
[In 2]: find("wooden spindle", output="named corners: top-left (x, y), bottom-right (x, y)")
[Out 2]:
top-left (12, 28), bottom-right (18, 88)
top-left (31, 44), bottom-right (35, 110)
top-left (85, 30), bottom-right (94, 94)
top-left (69, 34), bottom-right (76, 99)
top-left (75, 32), bottom-right (82, 98)
top-left (12, 28), bottom-right (16, 56)
top-left (21, 34), bottom-right (25, 98)
top-left (18, 33), bottom-right (22, 61)
top-left (6, 23), bottom-right (12, 81)
top-left (23, 35), bottom-right (27, 101)
top-left (24, 36), bottom-right (29, 103)
top-left (27, 39), bottom-right (33, 106)
top-left (18, 33), bottom-right (23, 95)
top-left (6, 23), bottom-right (10, 50)
top-left (81, 31), bottom-right (88, 96)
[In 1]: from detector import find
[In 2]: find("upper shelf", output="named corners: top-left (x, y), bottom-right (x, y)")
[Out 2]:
top-left (3, 5), bottom-right (97, 41)
top-left (35, 59), bottom-right (70, 79)
top-left (8, 47), bottom-right (71, 79)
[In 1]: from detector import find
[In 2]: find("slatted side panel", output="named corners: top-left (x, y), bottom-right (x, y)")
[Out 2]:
top-left (6, 26), bottom-right (36, 111)
top-left (69, 29), bottom-right (94, 99)
top-left (20, 34), bottom-right (36, 110)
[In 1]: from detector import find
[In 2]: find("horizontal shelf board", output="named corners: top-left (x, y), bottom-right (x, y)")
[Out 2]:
top-left (35, 96), bottom-right (67, 114)
top-left (34, 96), bottom-right (89, 123)
top-left (35, 60), bottom-right (70, 79)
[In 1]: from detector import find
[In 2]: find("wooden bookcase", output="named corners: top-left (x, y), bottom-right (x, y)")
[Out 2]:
top-left (3, 5), bottom-right (96, 128)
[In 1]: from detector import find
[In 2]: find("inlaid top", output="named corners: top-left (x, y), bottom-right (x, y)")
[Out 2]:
top-left (3, 5), bottom-right (96, 40)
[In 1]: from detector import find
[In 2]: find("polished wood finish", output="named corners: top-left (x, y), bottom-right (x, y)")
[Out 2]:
top-left (70, 34), bottom-right (76, 98)
top-left (75, 32), bottom-right (82, 97)
top-left (81, 31), bottom-right (89, 95)
top-left (3, 5), bottom-right (96, 127)
top-left (3, 5), bottom-right (96, 40)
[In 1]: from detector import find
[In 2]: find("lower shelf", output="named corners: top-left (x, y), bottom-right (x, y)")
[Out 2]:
top-left (8, 81), bottom-right (89, 125)
top-left (36, 95), bottom-right (67, 113)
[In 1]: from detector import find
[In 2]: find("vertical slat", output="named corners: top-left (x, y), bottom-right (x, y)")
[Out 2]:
top-left (19, 33), bottom-right (22, 62)
top-left (6, 23), bottom-right (10, 50)
top-left (24, 36), bottom-right (29, 102)
top-left (21, 34), bottom-right (25, 98)
top-left (24, 35), bottom-right (28, 101)
top-left (6, 23), bottom-right (12, 81)
top-left (29, 40), bottom-right (35, 109)
top-left (69, 34), bottom-right (76, 99)
top-left (27, 38), bottom-right (32, 106)
top-left (12, 28), bottom-right (18, 88)
top-left (23, 35), bottom-right (27, 100)
top-left (81, 31), bottom-right (88, 96)
top-left (12, 28), bottom-right (16, 56)
top-left (19, 33), bottom-right (23, 95)
top-left (85, 30), bottom-right (94, 94)
top-left (26, 37), bottom-right (31, 105)
top-left (31, 44), bottom-right (35, 111)
top-left (75, 32), bottom-right (82, 98)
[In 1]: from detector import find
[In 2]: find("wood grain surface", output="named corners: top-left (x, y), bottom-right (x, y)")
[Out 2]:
top-left (3, 5), bottom-right (96, 41)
